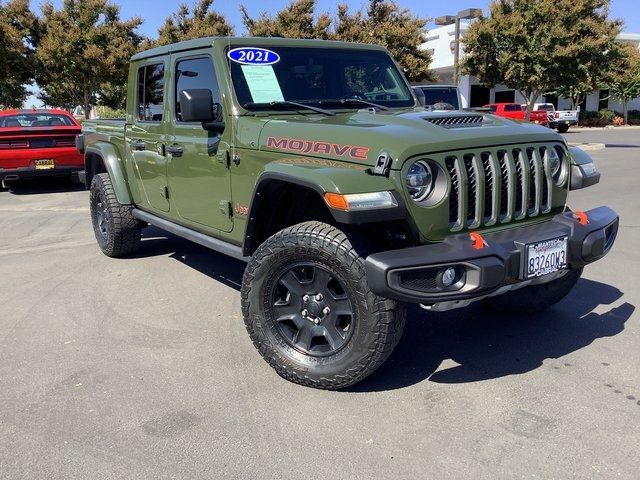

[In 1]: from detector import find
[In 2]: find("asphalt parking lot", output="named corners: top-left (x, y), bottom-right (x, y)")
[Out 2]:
top-left (1, 128), bottom-right (639, 479)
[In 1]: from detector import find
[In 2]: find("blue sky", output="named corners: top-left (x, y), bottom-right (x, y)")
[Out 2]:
top-left (24, 0), bottom-right (639, 107)
top-left (30, 0), bottom-right (638, 36)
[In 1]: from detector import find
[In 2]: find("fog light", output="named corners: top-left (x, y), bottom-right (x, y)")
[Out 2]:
top-left (441, 267), bottom-right (456, 287)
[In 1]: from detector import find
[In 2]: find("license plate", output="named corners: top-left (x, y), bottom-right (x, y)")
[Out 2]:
top-left (524, 236), bottom-right (568, 279)
top-left (35, 159), bottom-right (55, 170)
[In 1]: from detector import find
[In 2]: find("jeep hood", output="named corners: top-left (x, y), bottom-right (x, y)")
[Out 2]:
top-left (253, 109), bottom-right (565, 170)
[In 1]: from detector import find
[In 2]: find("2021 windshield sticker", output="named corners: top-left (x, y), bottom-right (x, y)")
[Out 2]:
top-left (227, 47), bottom-right (280, 65)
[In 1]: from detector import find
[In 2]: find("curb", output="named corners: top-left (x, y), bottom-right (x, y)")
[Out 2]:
top-left (568, 142), bottom-right (605, 151)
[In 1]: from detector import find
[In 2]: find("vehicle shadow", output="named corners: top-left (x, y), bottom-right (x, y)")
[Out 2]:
top-left (4, 177), bottom-right (85, 195)
top-left (351, 279), bottom-right (634, 392)
top-left (135, 227), bottom-right (246, 291)
top-left (130, 229), bottom-right (634, 393)
top-left (604, 144), bottom-right (639, 148)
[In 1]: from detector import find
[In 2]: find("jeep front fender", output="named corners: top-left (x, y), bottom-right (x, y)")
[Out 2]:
top-left (254, 161), bottom-right (407, 223)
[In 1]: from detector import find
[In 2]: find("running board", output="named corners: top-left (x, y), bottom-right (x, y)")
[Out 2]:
top-left (132, 209), bottom-right (249, 262)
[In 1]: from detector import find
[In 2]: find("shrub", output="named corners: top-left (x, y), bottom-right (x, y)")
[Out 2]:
top-left (613, 116), bottom-right (625, 126)
top-left (598, 109), bottom-right (616, 123)
top-left (95, 106), bottom-right (126, 119)
top-left (579, 110), bottom-right (607, 127)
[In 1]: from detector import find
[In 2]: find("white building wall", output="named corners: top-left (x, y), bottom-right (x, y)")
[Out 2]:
top-left (420, 23), bottom-right (640, 113)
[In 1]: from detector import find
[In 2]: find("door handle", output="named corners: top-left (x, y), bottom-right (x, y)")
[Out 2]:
top-left (166, 144), bottom-right (184, 157)
top-left (130, 139), bottom-right (146, 151)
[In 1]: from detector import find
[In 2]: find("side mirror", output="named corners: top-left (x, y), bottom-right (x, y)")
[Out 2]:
top-left (179, 89), bottom-right (225, 134)
top-left (412, 86), bottom-right (426, 107)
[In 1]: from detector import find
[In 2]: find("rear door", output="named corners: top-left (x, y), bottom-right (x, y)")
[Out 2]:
top-left (165, 52), bottom-right (233, 232)
top-left (128, 61), bottom-right (170, 212)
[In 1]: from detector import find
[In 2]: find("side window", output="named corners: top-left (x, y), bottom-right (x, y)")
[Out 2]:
top-left (136, 63), bottom-right (165, 122)
top-left (175, 57), bottom-right (220, 122)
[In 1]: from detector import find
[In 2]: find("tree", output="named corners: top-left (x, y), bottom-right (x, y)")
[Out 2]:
top-left (156, 0), bottom-right (233, 46)
top-left (609, 43), bottom-right (640, 124)
top-left (241, 0), bottom-right (331, 39)
top-left (462, 0), bottom-right (622, 120)
top-left (0, 0), bottom-right (38, 108)
top-left (35, 0), bottom-right (142, 117)
top-left (333, 0), bottom-right (434, 82)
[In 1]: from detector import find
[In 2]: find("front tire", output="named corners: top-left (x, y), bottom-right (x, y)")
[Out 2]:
top-left (90, 173), bottom-right (141, 257)
top-left (483, 268), bottom-right (582, 314)
top-left (241, 221), bottom-right (406, 390)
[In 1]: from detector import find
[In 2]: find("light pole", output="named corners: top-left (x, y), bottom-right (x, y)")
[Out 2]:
top-left (435, 8), bottom-right (482, 86)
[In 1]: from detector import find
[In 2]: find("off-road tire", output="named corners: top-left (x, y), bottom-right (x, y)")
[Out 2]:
top-left (483, 267), bottom-right (582, 314)
top-left (241, 221), bottom-right (406, 390)
top-left (557, 124), bottom-right (570, 133)
top-left (90, 173), bottom-right (141, 257)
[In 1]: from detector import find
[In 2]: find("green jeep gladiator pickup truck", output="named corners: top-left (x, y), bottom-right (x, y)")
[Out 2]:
top-left (77, 37), bottom-right (618, 390)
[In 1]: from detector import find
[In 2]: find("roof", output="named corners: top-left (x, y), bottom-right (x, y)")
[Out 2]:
top-left (0, 108), bottom-right (73, 116)
top-left (414, 84), bottom-right (458, 88)
top-left (131, 36), bottom-right (389, 61)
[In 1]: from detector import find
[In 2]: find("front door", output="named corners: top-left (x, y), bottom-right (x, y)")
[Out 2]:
top-left (166, 54), bottom-right (233, 232)
top-left (129, 61), bottom-right (169, 212)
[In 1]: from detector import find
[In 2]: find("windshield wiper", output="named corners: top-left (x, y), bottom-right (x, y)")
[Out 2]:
top-left (244, 101), bottom-right (335, 116)
top-left (319, 98), bottom-right (390, 111)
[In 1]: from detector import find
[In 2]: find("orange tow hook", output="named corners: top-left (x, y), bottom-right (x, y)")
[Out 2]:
top-left (573, 211), bottom-right (589, 226)
top-left (470, 232), bottom-right (486, 250)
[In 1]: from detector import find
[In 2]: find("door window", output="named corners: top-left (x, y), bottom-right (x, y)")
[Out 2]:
top-left (175, 57), bottom-right (221, 122)
top-left (136, 63), bottom-right (165, 122)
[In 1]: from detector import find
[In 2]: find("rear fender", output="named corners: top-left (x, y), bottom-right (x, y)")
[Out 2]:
top-left (85, 141), bottom-right (132, 204)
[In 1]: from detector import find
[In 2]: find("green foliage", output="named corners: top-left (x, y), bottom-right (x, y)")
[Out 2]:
top-left (463, 0), bottom-right (622, 118)
top-left (241, 0), bottom-right (434, 82)
top-left (155, 0), bottom-right (233, 47)
top-left (95, 105), bottom-right (125, 118)
top-left (0, 0), bottom-right (38, 108)
top-left (35, 0), bottom-right (142, 117)
top-left (597, 108), bottom-right (616, 123)
top-left (609, 43), bottom-right (640, 124)
top-left (241, 0), bottom-right (331, 39)
top-left (333, 0), bottom-right (434, 82)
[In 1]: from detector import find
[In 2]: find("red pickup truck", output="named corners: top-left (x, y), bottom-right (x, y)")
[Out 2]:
top-left (0, 109), bottom-right (83, 187)
top-left (484, 103), bottom-right (549, 126)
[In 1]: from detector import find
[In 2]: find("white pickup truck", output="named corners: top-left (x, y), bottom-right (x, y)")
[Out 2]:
top-left (532, 103), bottom-right (579, 133)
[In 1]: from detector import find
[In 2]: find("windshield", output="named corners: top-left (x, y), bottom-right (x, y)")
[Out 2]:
top-left (419, 87), bottom-right (460, 109)
top-left (229, 46), bottom-right (415, 111)
top-left (0, 113), bottom-right (76, 128)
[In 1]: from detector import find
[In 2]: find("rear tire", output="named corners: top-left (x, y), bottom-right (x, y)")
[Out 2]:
top-left (241, 221), bottom-right (406, 390)
top-left (90, 173), bottom-right (141, 257)
top-left (557, 124), bottom-right (569, 133)
top-left (483, 268), bottom-right (582, 314)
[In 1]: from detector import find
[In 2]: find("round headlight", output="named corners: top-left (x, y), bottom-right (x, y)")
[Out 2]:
top-left (547, 147), bottom-right (567, 185)
top-left (406, 161), bottom-right (433, 201)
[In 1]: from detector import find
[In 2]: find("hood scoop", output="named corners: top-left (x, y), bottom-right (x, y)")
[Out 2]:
top-left (422, 113), bottom-right (485, 129)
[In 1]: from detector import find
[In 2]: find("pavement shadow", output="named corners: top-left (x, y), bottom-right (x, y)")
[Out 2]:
top-left (604, 144), bottom-right (639, 148)
top-left (4, 177), bottom-right (85, 195)
top-left (132, 226), bottom-right (246, 291)
top-left (125, 229), bottom-right (634, 393)
top-left (350, 278), bottom-right (634, 392)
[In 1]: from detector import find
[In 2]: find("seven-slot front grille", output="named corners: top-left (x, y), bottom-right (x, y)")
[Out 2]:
top-left (446, 146), bottom-right (556, 231)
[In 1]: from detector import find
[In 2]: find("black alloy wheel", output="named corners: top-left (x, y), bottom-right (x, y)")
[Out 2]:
top-left (269, 262), bottom-right (355, 356)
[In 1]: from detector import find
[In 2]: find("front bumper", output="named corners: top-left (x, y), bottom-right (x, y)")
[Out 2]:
top-left (365, 206), bottom-right (619, 305)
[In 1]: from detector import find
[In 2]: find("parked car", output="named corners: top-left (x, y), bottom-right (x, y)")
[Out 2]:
top-left (413, 84), bottom-right (463, 110)
top-left (79, 37), bottom-right (617, 390)
top-left (485, 103), bottom-right (549, 126)
top-left (531, 103), bottom-right (579, 133)
top-left (0, 109), bottom-right (83, 187)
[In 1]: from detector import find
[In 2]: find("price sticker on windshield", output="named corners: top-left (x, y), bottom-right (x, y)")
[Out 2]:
top-left (228, 47), bottom-right (280, 65)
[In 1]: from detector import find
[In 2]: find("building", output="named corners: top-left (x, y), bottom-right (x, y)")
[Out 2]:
top-left (419, 22), bottom-right (640, 112)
